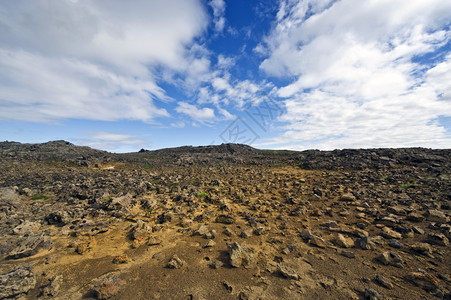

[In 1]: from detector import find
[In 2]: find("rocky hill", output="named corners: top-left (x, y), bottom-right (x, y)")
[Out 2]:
top-left (0, 141), bottom-right (450, 299)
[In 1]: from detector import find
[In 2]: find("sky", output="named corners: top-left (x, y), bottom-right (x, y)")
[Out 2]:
top-left (1, 0), bottom-right (451, 152)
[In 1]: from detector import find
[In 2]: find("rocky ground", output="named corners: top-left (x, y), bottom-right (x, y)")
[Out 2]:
top-left (0, 141), bottom-right (450, 299)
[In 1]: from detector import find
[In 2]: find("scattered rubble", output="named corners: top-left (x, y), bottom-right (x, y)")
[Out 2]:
top-left (0, 141), bottom-right (449, 299)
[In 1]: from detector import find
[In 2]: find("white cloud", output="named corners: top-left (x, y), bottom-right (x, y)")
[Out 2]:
top-left (217, 54), bottom-right (235, 70)
top-left (91, 132), bottom-right (136, 142)
top-left (260, 0), bottom-right (451, 149)
top-left (0, 0), bottom-right (208, 123)
top-left (209, 0), bottom-right (226, 32)
top-left (175, 102), bottom-right (216, 123)
top-left (0, 49), bottom-right (169, 122)
top-left (75, 131), bottom-right (149, 152)
top-left (170, 121), bottom-right (186, 128)
top-left (211, 74), bottom-right (264, 107)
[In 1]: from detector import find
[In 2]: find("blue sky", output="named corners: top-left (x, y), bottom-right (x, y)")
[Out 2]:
top-left (1, 0), bottom-right (450, 152)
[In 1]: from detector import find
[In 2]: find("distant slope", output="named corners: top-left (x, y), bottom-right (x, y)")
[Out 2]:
top-left (1, 140), bottom-right (450, 171)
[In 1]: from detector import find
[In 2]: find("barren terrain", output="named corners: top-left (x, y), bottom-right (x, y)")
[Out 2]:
top-left (0, 141), bottom-right (450, 299)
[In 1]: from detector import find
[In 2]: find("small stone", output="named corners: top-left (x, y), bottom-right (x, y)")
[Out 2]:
top-left (74, 237), bottom-right (97, 255)
top-left (130, 220), bottom-right (151, 240)
top-left (412, 226), bottom-right (424, 235)
top-left (300, 228), bottom-right (313, 240)
top-left (311, 208), bottom-right (322, 216)
top-left (381, 227), bottom-right (402, 239)
top-left (411, 243), bottom-right (433, 256)
top-left (223, 281), bottom-right (233, 292)
top-left (427, 233), bottom-right (449, 246)
top-left (239, 227), bottom-right (254, 238)
top-left (216, 214), bottom-right (236, 224)
top-left (320, 220), bottom-right (339, 229)
top-left (193, 224), bottom-right (209, 236)
top-left (42, 275), bottom-right (63, 297)
top-left (353, 228), bottom-right (369, 238)
top-left (378, 215), bottom-right (399, 226)
top-left (203, 240), bottom-right (216, 248)
top-left (223, 227), bottom-right (233, 237)
top-left (340, 193), bottom-right (356, 202)
top-left (388, 206), bottom-right (406, 216)
top-left (205, 229), bottom-right (216, 239)
top-left (92, 274), bottom-right (125, 299)
top-left (388, 239), bottom-right (402, 248)
top-left (157, 212), bottom-right (172, 224)
top-left (406, 212), bottom-right (424, 222)
top-left (281, 247), bottom-right (290, 255)
top-left (364, 287), bottom-right (381, 300)
top-left (309, 235), bottom-right (326, 248)
top-left (46, 210), bottom-right (70, 225)
top-left (131, 236), bottom-right (146, 249)
top-left (208, 260), bottom-right (224, 269)
top-left (147, 236), bottom-right (162, 246)
top-left (253, 226), bottom-right (267, 236)
top-left (167, 255), bottom-right (184, 269)
top-left (375, 251), bottom-right (403, 267)
top-left (278, 264), bottom-right (299, 280)
top-left (357, 236), bottom-right (376, 250)
top-left (239, 291), bottom-right (249, 300)
top-left (357, 214), bottom-right (369, 221)
top-left (406, 271), bottom-right (439, 290)
top-left (375, 275), bottom-right (394, 289)
top-left (341, 250), bottom-right (355, 258)
top-left (228, 242), bottom-right (256, 268)
top-left (112, 255), bottom-right (130, 264)
top-left (22, 187), bottom-right (33, 196)
top-left (334, 233), bottom-right (354, 248)
top-left (427, 209), bottom-right (449, 223)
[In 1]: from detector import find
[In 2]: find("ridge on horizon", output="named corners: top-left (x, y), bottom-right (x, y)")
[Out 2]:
top-left (0, 139), bottom-right (445, 154)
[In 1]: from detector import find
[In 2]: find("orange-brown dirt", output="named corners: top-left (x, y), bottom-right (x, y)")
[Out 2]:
top-left (0, 141), bottom-right (450, 299)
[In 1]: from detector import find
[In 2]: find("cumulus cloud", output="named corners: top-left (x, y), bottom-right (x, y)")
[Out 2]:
top-left (175, 102), bottom-right (216, 123)
top-left (209, 0), bottom-right (226, 32)
top-left (75, 132), bottom-right (149, 152)
top-left (260, 0), bottom-right (451, 149)
top-left (0, 0), bottom-right (208, 123)
top-left (216, 54), bottom-right (235, 70)
top-left (210, 74), bottom-right (264, 107)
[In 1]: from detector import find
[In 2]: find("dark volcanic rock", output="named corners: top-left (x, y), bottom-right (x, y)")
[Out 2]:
top-left (216, 214), bottom-right (236, 224)
top-left (7, 235), bottom-right (53, 259)
top-left (0, 141), bottom-right (450, 299)
top-left (0, 266), bottom-right (36, 299)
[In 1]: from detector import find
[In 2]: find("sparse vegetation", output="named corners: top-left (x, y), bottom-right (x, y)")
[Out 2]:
top-left (31, 194), bottom-right (49, 200)
top-left (400, 182), bottom-right (416, 188)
